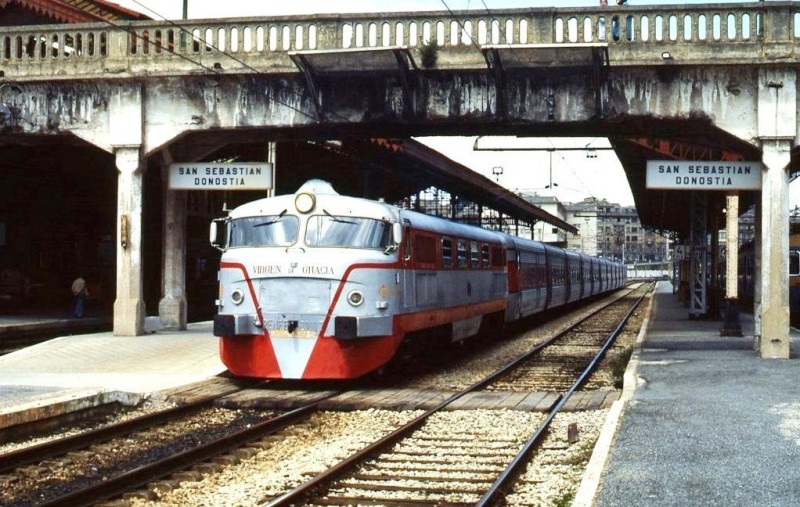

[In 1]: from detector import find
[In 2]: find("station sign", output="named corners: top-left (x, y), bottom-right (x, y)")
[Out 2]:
top-left (646, 160), bottom-right (762, 191)
top-left (169, 162), bottom-right (273, 190)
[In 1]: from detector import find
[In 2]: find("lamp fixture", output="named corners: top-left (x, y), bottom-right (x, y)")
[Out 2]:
top-left (492, 166), bottom-right (503, 182)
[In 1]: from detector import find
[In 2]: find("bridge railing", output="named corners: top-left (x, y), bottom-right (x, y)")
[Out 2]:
top-left (1, 3), bottom-right (797, 79)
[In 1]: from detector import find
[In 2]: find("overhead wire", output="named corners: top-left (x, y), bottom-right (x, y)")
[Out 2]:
top-left (438, 0), bottom-right (568, 210)
top-left (128, 0), bottom-right (265, 77)
top-left (126, 0), bottom-right (323, 123)
top-left (88, 11), bottom-right (220, 74)
top-left (98, 3), bottom-right (444, 209)
top-left (545, 137), bottom-right (599, 201)
top-left (89, 3), bottom-right (555, 226)
top-left (467, 1), bottom-right (610, 204)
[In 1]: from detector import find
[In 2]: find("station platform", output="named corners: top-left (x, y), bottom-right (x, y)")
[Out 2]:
top-left (0, 319), bottom-right (224, 431)
top-left (578, 281), bottom-right (800, 507)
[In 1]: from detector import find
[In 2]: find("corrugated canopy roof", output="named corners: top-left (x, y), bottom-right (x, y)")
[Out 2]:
top-left (0, 0), bottom-right (148, 23)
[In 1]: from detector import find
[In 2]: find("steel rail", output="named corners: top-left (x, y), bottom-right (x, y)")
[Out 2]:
top-left (33, 392), bottom-right (337, 507)
top-left (476, 283), bottom-right (651, 506)
top-left (0, 389), bottom-right (241, 474)
top-left (262, 284), bottom-right (646, 507)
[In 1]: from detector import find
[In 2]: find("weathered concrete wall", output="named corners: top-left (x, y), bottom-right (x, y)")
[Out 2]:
top-left (2, 3), bottom-right (798, 152)
top-left (0, 64), bottom-right (772, 155)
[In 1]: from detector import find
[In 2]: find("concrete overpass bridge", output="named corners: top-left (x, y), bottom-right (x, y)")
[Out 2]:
top-left (1, 2), bottom-right (797, 357)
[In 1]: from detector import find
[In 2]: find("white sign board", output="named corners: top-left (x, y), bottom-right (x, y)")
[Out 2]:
top-left (646, 160), bottom-right (762, 191)
top-left (169, 163), bottom-right (273, 190)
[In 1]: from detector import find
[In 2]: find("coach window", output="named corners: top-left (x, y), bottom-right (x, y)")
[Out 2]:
top-left (457, 239), bottom-right (468, 268)
top-left (791, 251), bottom-right (800, 276)
top-left (491, 246), bottom-right (505, 267)
top-left (537, 253), bottom-right (546, 287)
top-left (481, 244), bottom-right (490, 267)
top-left (470, 242), bottom-right (480, 267)
top-left (442, 238), bottom-right (453, 267)
top-left (415, 234), bottom-right (437, 265)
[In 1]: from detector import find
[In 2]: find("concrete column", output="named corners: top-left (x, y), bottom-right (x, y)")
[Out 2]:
top-left (113, 146), bottom-right (146, 336)
top-left (158, 161), bottom-right (187, 330)
top-left (756, 139), bottom-right (791, 358)
top-left (720, 192), bottom-right (742, 336)
top-left (267, 141), bottom-right (277, 197)
top-left (755, 67), bottom-right (795, 358)
top-left (754, 203), bottom-right (762, 338)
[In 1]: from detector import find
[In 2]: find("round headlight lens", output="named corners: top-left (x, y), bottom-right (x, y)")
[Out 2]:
top-left (231, 288), bottom-right (245, 305)
top-left (347, 290), bottom-right (364, 307)
top-left (295, 193), bottom-right (316, 213)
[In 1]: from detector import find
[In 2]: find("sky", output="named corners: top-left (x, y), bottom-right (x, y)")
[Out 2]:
top-left (110, 0), bottom-right (777, 207)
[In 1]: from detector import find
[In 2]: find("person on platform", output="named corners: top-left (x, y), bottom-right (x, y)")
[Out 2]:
top-left (71, 276), bottom-right (89, 318)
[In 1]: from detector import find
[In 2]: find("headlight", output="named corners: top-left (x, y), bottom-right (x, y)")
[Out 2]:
top-left (347, 290), bottom-right (364, 307)
top-left (295, 192), bottom-right (316, 213)
top-left (230, 288), bottom-right (245, 305)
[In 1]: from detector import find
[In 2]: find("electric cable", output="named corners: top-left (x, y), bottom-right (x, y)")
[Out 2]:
top-left (126, 0), bottom-right (324, 123)
top-left (91, 4), bottom-right (553, 229)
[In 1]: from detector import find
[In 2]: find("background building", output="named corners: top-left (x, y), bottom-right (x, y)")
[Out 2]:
top-left (518, 193), bottom-right (568, 247)
top-left (565, 200), bottom-right (600, 257)
top-left (519, 195), bottom-right (671, 266)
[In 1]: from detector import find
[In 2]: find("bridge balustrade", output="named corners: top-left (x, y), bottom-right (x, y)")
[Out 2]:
top-left (556, 11), bottom-right (766, 43)
top-left (0, 4), bottom-right (798, 80)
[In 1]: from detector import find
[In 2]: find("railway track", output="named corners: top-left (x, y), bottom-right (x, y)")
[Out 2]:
top-left (0, 284), bottom-right (651, 506)
top-left (263, 283), bottom-right (651, 506)
top-left (486, 287), bottom-right (647, 393)
top-left (0, 383), bottom-right (329, 507)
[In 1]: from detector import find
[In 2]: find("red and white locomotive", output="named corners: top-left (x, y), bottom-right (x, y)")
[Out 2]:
top-left (210, 179), bottom-right (625, 380)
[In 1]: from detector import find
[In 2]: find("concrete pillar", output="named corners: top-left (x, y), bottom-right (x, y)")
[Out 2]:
top-left (709, 209), bottom-right (720, 317)
top-left (754, 203), bottom-right (762, 338)
top-left (113, 146), bottom-right (146, 336)
top-left (755, 67), bottom-right (795, 358)
top-left (720, 192), bottom-right (742, 336)
top-left (158, 160), bottom-right (187, 330)
top-left (755, 139), bottom-right (791, 358)
top-left (267, 141), bottom-right (277, 197)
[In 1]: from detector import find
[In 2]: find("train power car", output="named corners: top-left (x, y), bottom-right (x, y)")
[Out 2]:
top-left (210, 180), bottom-right (625, 380)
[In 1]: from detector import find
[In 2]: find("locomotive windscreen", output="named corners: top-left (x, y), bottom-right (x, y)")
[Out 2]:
top-left (228, 215), bottom-right (299, 247)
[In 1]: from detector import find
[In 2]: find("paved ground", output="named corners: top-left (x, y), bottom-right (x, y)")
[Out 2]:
top-left (592, 282), bottom-right (800, 507)
top-left (0, 322), bottom-right (224, 394)
top-left (0, 321), bottom-right (224, 428)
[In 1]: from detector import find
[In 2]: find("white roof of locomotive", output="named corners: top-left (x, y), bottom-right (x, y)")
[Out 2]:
top-left (227, 179), bottom-right (399, 220)
top-left (227, 179), bottom-right (542, 251)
